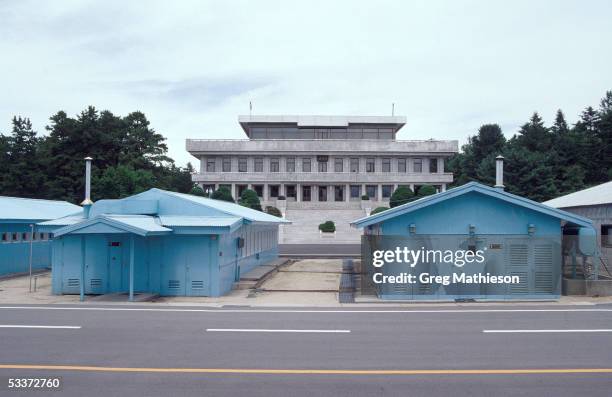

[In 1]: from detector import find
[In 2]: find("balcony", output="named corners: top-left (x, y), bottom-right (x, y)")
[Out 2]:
top-left (186, 139), bottom-right (458, 155)
top-left (192, 171), bottom-right (454, 184)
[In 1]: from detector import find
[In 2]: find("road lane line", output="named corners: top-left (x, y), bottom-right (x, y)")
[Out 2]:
top-left (0, 306), bottom-right (611, 314)
top-left (206, 328), bottom-right (350, 333)
top-left (483, 329), bottom-right (612, 333)
top-left (0, 325), bottom-right (81, 329)
top-left (1, 364), bottom-right (611, 375)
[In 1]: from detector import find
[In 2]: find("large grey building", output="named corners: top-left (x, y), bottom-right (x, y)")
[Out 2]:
top-left (187, 115), bottom-right (458, 208)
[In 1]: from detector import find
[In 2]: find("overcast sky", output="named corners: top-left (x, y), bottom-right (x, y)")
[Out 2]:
top-left (1, 0), bottom-right (611, 165)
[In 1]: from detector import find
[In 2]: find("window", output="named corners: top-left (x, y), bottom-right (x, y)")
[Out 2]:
top-left (222, 157), bottom-right (231, 172)
top-left (398, 158), bottom-right (406, 173)
top-left (254, 157), bottom-right (263, 172)
top-left (269, 185), bottom-right (279, 198)
top-left (350, 185), bottom-right (361, 199)
top-left (430, 158), bottom-right (438, 173)
top-left (602, 225), bottom-right (612, 247)
top-left (318, 160), bottom-right (327, 173)
top-left (302, 185), bottom-right (311, 201)
top-left (253, 185), bottom-right (263, 197)
top-left (270, 158), bottom-right (279, 172)
top-left (238, 157), bottom-right (248, 172)
top-left (318, 186), bottom-right (327, 201)
top-left (382, 158), bottom-right (391, 172)
top-left (206, 158), bottom-right (215, 172)
top-left (413, 158), bottom-right (422, 173)
top-left (366, 158), bottom-right (375, 173)
top-left (286, 157), bottom-right (296, 172)
top-left (350, 158), bottom-right (359, 173)
top-left (334, 158), bottom-right (343, 172)
top-left (302, 158), bottom-right (312, 172)
top-left (22, 232), bottom-right (29, 241)
top-left (366, 185), bottom-right (377, 199)
top-left (334, 185), bottom-right (344, 202)
top-left (1, 233), bottom-right (8, 243)
top-left (286, 185), bottom-right (296, 199)
top-left (382, 185), bottom-right (393, 199)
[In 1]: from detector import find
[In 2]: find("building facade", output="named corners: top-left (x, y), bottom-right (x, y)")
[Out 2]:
top-left (187, 115), bottom-right (458, 208)
top-left (0, 196), bottom-right (81, 276)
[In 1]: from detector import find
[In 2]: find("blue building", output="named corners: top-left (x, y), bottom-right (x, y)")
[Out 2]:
top-left (351, 182), bottom-right (597, 300)
top-left (38, 188), bottom-right (289, 300)
top-left (0, 196), bottom-right (81, 276)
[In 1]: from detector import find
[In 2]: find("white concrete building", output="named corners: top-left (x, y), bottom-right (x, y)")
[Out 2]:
top-left (187, 115), bottom-right (458, 206)
top-left (186, 115), bottom-right (458, 244)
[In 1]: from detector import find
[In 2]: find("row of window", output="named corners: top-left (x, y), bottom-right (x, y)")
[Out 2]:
top-left (206, 157), bottom-right (441, 174)
top-left (1, 232), bottom-right (52, 243)
top-left (206, 184), bottom-right (438, 201)
top-left (248, 127), bottom-right (395, 140)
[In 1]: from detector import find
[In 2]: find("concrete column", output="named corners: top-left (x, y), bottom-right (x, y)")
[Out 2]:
top-left (296, 183), bottom-right (301, 202)
top-left (263, 183), bottom-right (269, 201)
top-left (410, 183), bottom-right (415, 193)
top-left (279, 184), bottom-right (284, 197)
top-left (438, 158), bottom-right (444, 173)
top-left (377, 184), bottom-right (382, 202)
top-left (231, 183), bottom-right (236, 200)
top-left (441, 183), bottom-right (447, 192)
top-left (346, 184), bottom-right (350, 202)
top-left (423, 158), bottom-right (430, 173)
top-left (362, 184), bottom-right (366, 198)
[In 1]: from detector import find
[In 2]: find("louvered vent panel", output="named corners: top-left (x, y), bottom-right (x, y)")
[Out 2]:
top-left (535, 272), bottom-right (553, 294)
top-left (509, 272), bottom-right (529, 294)
top-left (90, 279), bottom-right (102, 288)
top-left (191, 280), bottom-right (204, 289)
top-left (168, 280), bottom-right (180, 289)
top-left (67, 279), bottom-right (79, 288)
top-left (534, 244), bottom-right (553, 268)
top-left (509, 244), bottom-right (528, 267)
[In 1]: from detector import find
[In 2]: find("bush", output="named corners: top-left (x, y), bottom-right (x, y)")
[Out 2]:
top-left (318, 220), bottom-right (336, 233)
top-left (190, 185), bottom-right (206, 197)
top-left (389, 186), bottom-right (415, 208)
top-left (211, 186), bottom-right (234, 202)
top-left (417, 184), bottom-right (437, 197)
top-left (265, 206), bottom-right (282, 217)
top-left (370, 207), bottom-right (389, 215)
top-left (277, 195), bottom-right (286, 200)
top-left (238, 189), bottom-right (262, 211)
top-left (361, 194), bottom-right (370, 200)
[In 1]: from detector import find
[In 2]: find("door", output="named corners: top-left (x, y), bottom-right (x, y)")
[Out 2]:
top-left (108, 239), bottom-right (127, 292)
top-left (84, 235), bottom-right (108, 294)
top-left (185, 237), bottom-right (211, 296)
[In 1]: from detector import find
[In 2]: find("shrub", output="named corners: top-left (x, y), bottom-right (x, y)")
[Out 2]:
top-left (361, 194), bottom-right (370, 200)
top-left (417, 184), bottom-right (437, 197)
top-left (211, 186), bottom-right (234, 202)
top-left (277, 195), bottom-right (286, 200)
top-left (318, 220), bottom-right (336, 233)
top-left (389, 186), bottom-right (415, 208)
top-left (370, 207), bottom-right (389, 215)
top-left (265, 206), bottom-right (282, 217)
top-left (238, 189), bottom-right (262, 211)
top-left (190, 185), bottom-right (206, 197)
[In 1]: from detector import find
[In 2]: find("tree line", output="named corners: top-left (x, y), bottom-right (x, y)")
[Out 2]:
top-left (448, 90), bottom-right (612, 202)
top-left (0, 106), bottom-right (195, 203)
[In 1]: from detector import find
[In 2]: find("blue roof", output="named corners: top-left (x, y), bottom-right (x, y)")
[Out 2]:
top-left (158, 215), bottom-right (242, 228)
top-left (0, 196), bottom-right (81, 222)
top-left (53, 215), bottom-right (172, 237)
top-left (351, 182), bottom-right (594, 229)
top-left (156, 189), bottom-right (290, 224)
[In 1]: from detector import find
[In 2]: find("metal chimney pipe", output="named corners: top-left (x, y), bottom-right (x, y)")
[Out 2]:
top-left (81, 157), bottom-right (93, 207)
top-left (494, 155), bottom-right (505, 190)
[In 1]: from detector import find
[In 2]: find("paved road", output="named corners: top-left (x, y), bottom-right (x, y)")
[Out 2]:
top-left (0, 304), bottom-right (611, 396)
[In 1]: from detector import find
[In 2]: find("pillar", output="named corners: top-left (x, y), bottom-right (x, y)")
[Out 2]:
top-left (377, 184), bottom-right (382, 202)
top-left (231, 183), bottom-right (236, 199)
top-left (80, 236), bottom-right (85, 302)
top-left (441, 183), bottom-right (447, 192)
top-left (129, 235), bottom-right (135, 302)
top-left (437, 158), bottom-right (444, 173)
top-left (263, 183), bottom-right (269, 201)
top-left (296, 183), bottom-right (301, 202)
top-left (346, 184), bottom-right (350, 202)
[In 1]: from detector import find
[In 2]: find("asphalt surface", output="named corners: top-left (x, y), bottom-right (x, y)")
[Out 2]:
top-left (0, 304), bottom-right (611, 396)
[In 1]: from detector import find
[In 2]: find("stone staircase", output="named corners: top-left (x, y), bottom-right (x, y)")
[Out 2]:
top-left (280, 208), bottom-right (366, 244)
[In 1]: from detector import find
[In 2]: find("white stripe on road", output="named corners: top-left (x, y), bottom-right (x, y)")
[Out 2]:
top-left (0, 306), bottom-right (611, 314)
top-left (483, 329), bottom-right (612, 333)
top-left (0, 325), bottom-right (81, 329)
top-left (206, 328), bottom-right (350, 333)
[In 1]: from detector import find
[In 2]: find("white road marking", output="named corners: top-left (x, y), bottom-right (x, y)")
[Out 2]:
top-left (206, 328), bottom-right (350, 333)
top-left (0, 306), bottom-right (610, 314)
top-left (0, 325), bottom-right (81, 329)
top-left (483, 329), bottom-right (612, 333)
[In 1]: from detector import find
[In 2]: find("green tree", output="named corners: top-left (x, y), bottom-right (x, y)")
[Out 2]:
top-left (417, 185), bottom-right (437, 197)
top-left (389, 186), bottom-right (414, 207)
top-left (265, 206), bottom-right (282, 217)
top-left (370, 207), bottom-right (389, 215)
top-left (515, 113), bottom-right (553, 153)
top-left (190, 185), bottom-right (206, 196)
top-left (2, 117), bottom-right (44, 197)
top-left (238, 189), bottom-right (262, 211)
top-left (93, 165), bottom-right (157, 199)
top-left (211, 186), bottom-right (235, 202)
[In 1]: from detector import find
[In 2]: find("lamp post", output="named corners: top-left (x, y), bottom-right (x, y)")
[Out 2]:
top-left (28, 223), bottom-right (34, 292)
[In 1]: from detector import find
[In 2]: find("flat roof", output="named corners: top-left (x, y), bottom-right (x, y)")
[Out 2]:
top-left (238, 115), bottom-right (406, 134)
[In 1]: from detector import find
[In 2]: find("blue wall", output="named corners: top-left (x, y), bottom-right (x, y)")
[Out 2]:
top-left (0, 222), bottom-right (52, 276)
